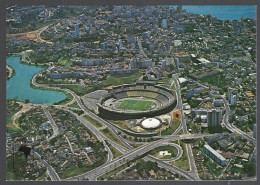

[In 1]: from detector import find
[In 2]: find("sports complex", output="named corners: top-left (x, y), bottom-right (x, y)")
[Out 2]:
top-left (97, 82), bottom-right (177, 125)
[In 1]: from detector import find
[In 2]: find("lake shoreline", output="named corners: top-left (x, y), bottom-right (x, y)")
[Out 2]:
top-left (6, 56), bottom-right (67, 104)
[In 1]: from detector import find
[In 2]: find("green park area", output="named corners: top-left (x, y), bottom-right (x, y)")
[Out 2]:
top-left (161, 118), bottom-right (181, 135)
top-left (100, 128), bottom-right (125, 147)
top-left (116, 99), bottom-right (156, 111)
top-left (105, 142), bottom-right (123, 159)
top-left (99, 72), bottom-right (143, 87)
top-left (83, 114), bottom-right (103, 128)
top-left (59, 141), bottom-right (108, 179)
top-left (199, 73), bottom-right (226, 88)
top-left (58, 73), bottom-right (142, 96)
top-left (68, 101), bottom-right (81, 109)
top-left (170, 141), bottom-right (190, 171)
top-left (97, 162), bottom-right (134, 180)
top-left (149, 145), bottom-right (178, 159)
top-left (109, 120), bottom-right (129, 130)
top-left (59, 155), bottom-right (107, 179)
top-left (7, 152), bottom-right (47, 181)
top-left (57, 57), bottom-right (73, 67)
top-left (6, 100), bottom-right (23, 134)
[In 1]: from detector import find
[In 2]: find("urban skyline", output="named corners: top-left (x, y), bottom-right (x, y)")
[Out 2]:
top-left (6, 5), bottom-right (256, 181)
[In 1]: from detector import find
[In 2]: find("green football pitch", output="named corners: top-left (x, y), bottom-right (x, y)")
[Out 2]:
top-left (116, 99), bottom-right (157, 111)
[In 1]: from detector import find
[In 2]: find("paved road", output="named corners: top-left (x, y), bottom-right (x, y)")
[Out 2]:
top-left (189, 77), bottom-right (256, 144)
top-left (42, 107), bottom-right (59, 141)
top-left (65, 135), bottom-right (74, 154)
top-left (67, 109), bottom-right (128, 153)
top-left (137, 37), bottom-right (148, 58)
top-left (145, 155), bottom-right (198, 180)
top-left (156, 142), bottom-right (183, 162)
top-left (66, 133), bottom-right (214, 180)
top-left (32, 69), bottom-right (209, 181)
top-left (31, 150), bottom-right (61, 181)
top-left (172, 75), bottom-right (200, 179)
top-left (222, 98), bottom-right (256, 144)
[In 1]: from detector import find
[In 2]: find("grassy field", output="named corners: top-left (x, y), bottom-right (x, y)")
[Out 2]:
top-left (54, 92), bottom-right (73, 105)
top-left (6, 100), bottom-right (23, 134)
top-left (83, 114), bottom-right (103, 128)
top-left (97, 162), bottom-right (132, 180)
top-left (161, 118), bottom-right (181, 135)
top-left (170, 141), bottom-right (190, 171)
top-left (7, 152), bottom-right (28, 180)
top-left (149, 145), bottom-right (178, 159)
top-left (108, 145), bottom-right (123, 159)
top-left (116, 99), bottom-right (156, 111)
top-left (59, 73), bottom-right (142, 96)
top-left (59, 157), bottom-right (108, 179)
top-left (158, 78), bottom-right (171, 83)
top-left (99, 73), bottom-right (143, 87)
top-left (100, 128), bottom-right (125, 147)
top-left (68, 101), bottom-right (81, 109)
top-left (57, 57), bottom-right (73, 67)
top-left (109, 120), bottom-right (129, 130)
top-left (199, 73), bottom-right (226, 88)
top-left (58, 85), bottom-right (97, 96)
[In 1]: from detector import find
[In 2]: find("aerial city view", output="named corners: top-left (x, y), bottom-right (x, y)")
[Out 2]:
top-left (6, 5), bottom-right (256, 181)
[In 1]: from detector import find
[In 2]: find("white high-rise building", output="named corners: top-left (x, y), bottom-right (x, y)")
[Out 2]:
top-left (73, 24), bottom-right (80, 38)
top-left (118, 40), bottom-right (123, 50)
top-left (161, 60), bottom-right (166, 67)
top-left (175, 58), bottom-right (180, 67)
top-left (230, 95), bottom-right (237, 106)
top-left (161, 19), bottom-right (167, 29)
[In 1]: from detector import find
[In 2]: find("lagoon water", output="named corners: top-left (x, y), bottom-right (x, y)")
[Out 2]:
top-left (7, 56), bottom-right (67, 104)
top-left (181, 5), bottom-right (256, 20)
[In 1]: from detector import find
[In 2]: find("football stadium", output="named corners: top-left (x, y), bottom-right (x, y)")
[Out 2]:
top-left (97, 82), bottom-right (177, 120)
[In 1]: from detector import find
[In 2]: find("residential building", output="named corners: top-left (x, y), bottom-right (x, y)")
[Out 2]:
top-left (161, 19), bottom-right (167, 28)
top-left (204, 144), bottom-right (226, 166)
top-left (207, 109), bottom-right (221, 127)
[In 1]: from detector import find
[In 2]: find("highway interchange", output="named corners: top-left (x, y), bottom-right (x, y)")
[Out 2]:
top-left (29, 67), bottom-right (255, 181)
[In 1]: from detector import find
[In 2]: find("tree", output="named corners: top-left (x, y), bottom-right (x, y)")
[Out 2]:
top-left (243, 162), bottom-right (256, 177)
top-left (24, 99), bottom-right (30, 104)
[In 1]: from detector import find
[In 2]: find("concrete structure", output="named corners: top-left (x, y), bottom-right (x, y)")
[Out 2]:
top-left (72, 24), bottom-right (79, 38)
top-left (161, 60), bottom-right (167, 67)
top-left (127, 35), bottom-right (137, 43)
top-left (175, 58), bottom-right (180, 67)
top-left (230, 94), bottom-right (237, 106)
top-left (159, 151), bottom-right (171, 156)
top-left (82, 59), bottom-right (107, 66)
top-left (109, 68), bottom-right (138, 75)
top-left (141, 118), bottom-right (161, 129)
top-left (186, 89), bottom-right (194, 99)
top-left (204, 144), bottom-right (226, 166)
top-left (142, 31), bottom-right (151, 39)
top-left (161, 19), bottom-right (167, 28)
top-left (130, 59), bottom-right (135, 69)
top-left (207, 109), bottom-right (221, 127)
top-left (136, 59), bottom-right (154, 69)
top-left (228, 88), bottom-right (238, 102)
top-left (118, 40), bottom-right (123, 50)
top-left (97, 83), bottom-right (177, 120)
top-left (213, 99), bottom-right (224, 107)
